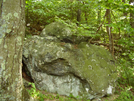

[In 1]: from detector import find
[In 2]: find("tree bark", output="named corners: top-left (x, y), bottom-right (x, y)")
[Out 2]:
top-left (0, 0), bottom-right (25, 101)
top-left (130, 0), bottom-right (134, 28)
top-left (122, 0), bottom-right (127, 17)
top-left (76, 0), bottom-right (81, 26)
top-left (97, 5), bottom-right (101, 26)
top-left (106, 9), bottom-right (114, 57)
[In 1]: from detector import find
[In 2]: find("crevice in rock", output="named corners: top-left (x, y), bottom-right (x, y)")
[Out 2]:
top-left (60, 38), bottom-right (73, 44)
top-left (36, 58), bottom-right (73, 76)
top-left (22, 60), bottom-right (34, 83)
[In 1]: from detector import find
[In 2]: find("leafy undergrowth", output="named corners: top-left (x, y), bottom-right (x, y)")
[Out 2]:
top-left (114, 81), bottom-right (134, 101)
top-left (27, 83), bottom-right (90, 101)
top-left (27, 83), bottom-right (79, 101)
top-left (27, 81), bottom-right (134, 101)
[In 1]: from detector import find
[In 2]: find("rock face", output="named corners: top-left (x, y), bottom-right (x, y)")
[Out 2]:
top-left (23, 22), bottom-right (117, 100)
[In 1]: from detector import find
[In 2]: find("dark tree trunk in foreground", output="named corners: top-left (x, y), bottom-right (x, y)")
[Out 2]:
top-left (0, 0), bottom-right (25, 100)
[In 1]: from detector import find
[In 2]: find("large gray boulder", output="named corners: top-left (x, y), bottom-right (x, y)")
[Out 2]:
top-left (23, 22), bottom-right (117, 100)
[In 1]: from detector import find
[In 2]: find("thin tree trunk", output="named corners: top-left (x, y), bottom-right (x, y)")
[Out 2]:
top-left (83, 1), bottom-right (88, 24)
top-left (130, 0), bottom-right (134, 28)
top-left (0, 0), bottom-right (25, 100)
top-left (122, 0), bottom-right (127, 17)
top-left (84, 11), bottom-right (88, 24)
top-left (98, 6), bottom-right (101, 26)
top-left (106, 9), bottom-right (114, 57)
top-left (76, 0), bottom-right (81, 26)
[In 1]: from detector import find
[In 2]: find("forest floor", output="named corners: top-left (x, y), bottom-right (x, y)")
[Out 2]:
top-left (36, 91), bottom-right (119, 101)
top-left (26, 86), bottom-right (130, 101)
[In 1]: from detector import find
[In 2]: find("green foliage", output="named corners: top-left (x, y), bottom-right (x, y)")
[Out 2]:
top-left (27, 83), bottom-right (91, 101)
top-left (25, 0), bottom-right (98, 26)
top-left (27, 83), bottom-right (40, 99)
top-left (115, 86), bottom-right (134, 101)
top-left (117, 58), bottom-right (134, 87)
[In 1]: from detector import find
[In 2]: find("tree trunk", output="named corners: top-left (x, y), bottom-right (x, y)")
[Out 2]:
top-left (130, 0), bottom-right (134, 28)
top-left (122, 0), bottom-right (127, 17)
top-left (0, 0), bottom-right (25, 101)
top-left (106, 9), bottom-right (114, 57)
top-left (76, 0), bottom-right (81, 26)
top-left (97, 6), bottom-right (101, 26)
top-left (83, 1), bottom-right (88, 25)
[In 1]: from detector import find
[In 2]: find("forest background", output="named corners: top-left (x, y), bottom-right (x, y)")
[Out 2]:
top-left (25, 0), bottom-right (134, 100)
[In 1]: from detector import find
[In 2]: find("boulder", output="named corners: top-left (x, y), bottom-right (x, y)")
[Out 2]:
top-left (40, 22), bottom-right (90, 44)
top-left (22, 22), bottom-right (117, 100)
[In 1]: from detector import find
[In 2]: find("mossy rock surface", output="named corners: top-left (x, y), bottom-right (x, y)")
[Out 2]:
top-left (23, 22), bottom-right (117, 100)
top-left (40, 22), bottom-right (90, 44)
